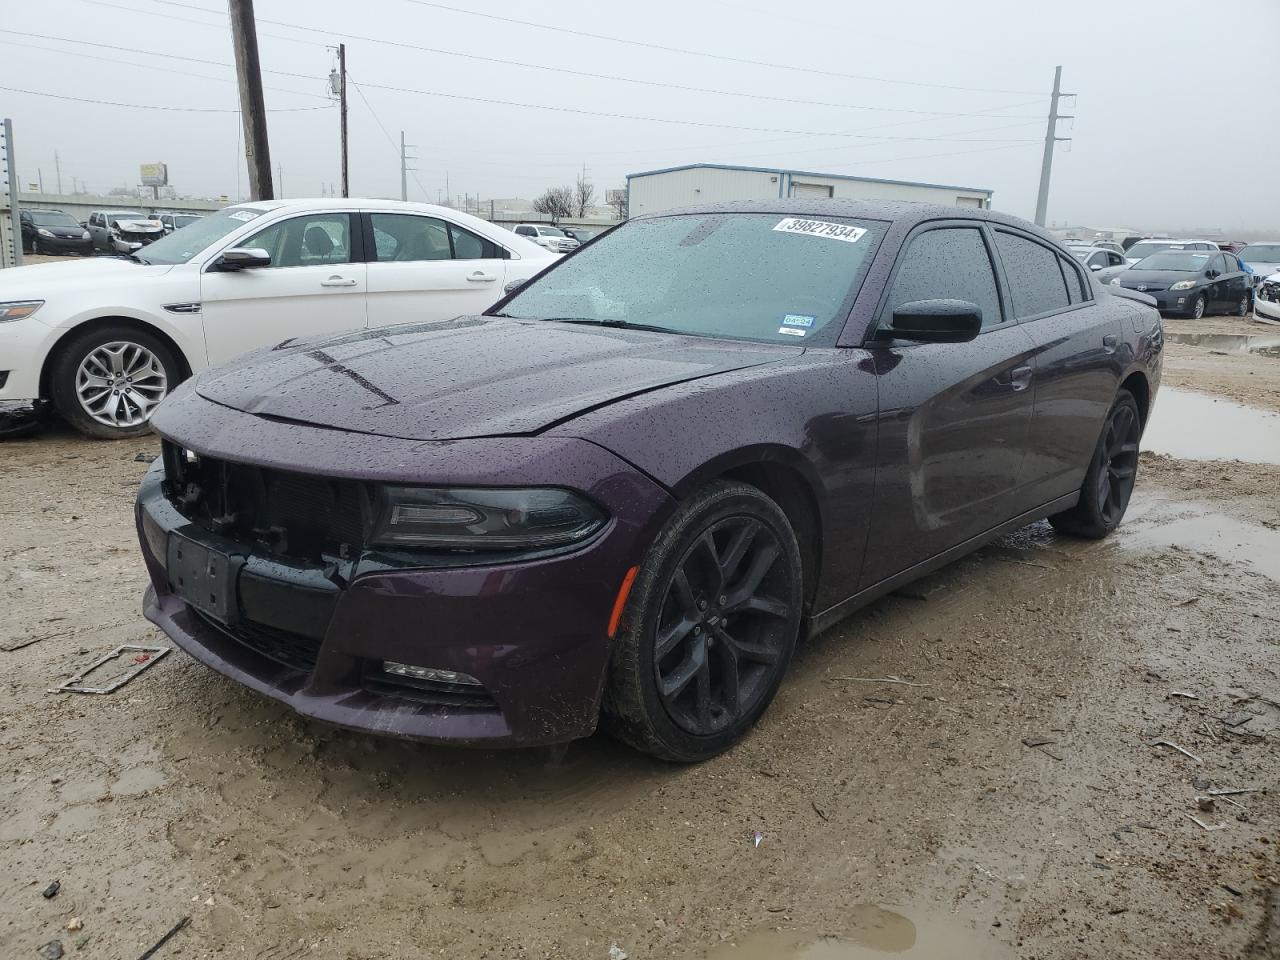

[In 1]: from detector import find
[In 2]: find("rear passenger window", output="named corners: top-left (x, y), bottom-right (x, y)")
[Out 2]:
top-left (994, 231), bottom-right (1071, 318)
top-left (886, 227), bottom-right (1003, 329)
top-left (1060, 256), bottom-right (1086, 303)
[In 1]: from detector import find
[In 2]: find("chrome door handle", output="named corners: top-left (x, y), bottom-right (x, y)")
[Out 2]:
top-left (321, 276), bottom-right (358, 287)
top-left (466, 272), bottom-right (497, 283)
top-left (1009, 364), bottom-right (1033, 392)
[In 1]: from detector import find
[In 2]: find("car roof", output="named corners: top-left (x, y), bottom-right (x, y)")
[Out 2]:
top-left (232, 198), bottom-right (486, 215)
top-left (632, 197), bottom-right (1058, 241)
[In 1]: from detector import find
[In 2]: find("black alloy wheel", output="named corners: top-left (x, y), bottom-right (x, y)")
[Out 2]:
top-left (1050, 390), bottom-right (1142, 540)
top-left (604, 481), bottom-right (802, 761)
top-left (654, 515), bottom-right (792, 736)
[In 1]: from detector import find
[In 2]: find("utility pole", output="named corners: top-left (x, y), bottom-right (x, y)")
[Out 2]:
top-left (54, 152), bottom-right (62, 195)
top-left (277, 162), bottom-right (283, 198)
top-left (3, 118), bottom-right (23, 267)
top-left (228, 0), bottom-right (274, 200)
top-left (1034, 65), bottom-right (1073, 227)
top-left (338, 43), bottom-right (348, 198)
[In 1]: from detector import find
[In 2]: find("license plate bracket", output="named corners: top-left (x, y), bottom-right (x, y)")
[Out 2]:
top-left (167, 532), bottom-right (245, 624)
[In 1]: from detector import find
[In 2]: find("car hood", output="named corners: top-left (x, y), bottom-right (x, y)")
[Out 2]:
top-left (1243, 259), bottom-right (1280, 275)
top-left (1115, 269), bottom-right (1201, 287)
top-left (194, 317), bottom-right (801, 441)
top-left (0, 257), bottom-right (177, 298)
top-left (35, 224), bottom-right (87, 237)
top-left (114, 220), bottom-right (164, 233)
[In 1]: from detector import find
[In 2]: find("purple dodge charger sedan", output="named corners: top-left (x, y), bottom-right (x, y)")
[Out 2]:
top-left (136, 200), bottom-right (1163, 761)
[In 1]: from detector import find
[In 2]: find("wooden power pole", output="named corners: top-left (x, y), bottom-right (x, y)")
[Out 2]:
top-left (228, 0), bottom-right (273, 200)
top-left (338, 43), bottom-right (348, 198)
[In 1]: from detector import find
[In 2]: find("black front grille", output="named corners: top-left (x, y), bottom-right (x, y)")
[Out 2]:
top-left (197, 611), bottom-right (321, 672)
top-left (162, 442), bottom-right (371, 561)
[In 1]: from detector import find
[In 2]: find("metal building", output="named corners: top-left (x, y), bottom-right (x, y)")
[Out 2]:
top-left (626, 162), bottom-right (993, 217)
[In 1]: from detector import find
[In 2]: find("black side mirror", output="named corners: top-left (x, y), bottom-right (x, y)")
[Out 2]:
top-left (215, 247), bottom-right (272, 271)
top-left (885, 299), bottom-right (982, 343)
top-left (1205, 269), bottom-right (1219, 279)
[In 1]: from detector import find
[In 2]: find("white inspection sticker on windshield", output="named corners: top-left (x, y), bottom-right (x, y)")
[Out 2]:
top-left (773, 217), bottom-right (866, 243)
top-left (228, 210), bottom-right (260, 222)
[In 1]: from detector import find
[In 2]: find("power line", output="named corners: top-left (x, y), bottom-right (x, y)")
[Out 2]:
top-left (0, 35), bottom-right (329, 101)
top-left (0, 85), bottom-right (332, 113)
top-left (346, 72), bottom-right (431, 201)
top-left (404, 0), bottom-right (1044, 95)
top-left (339, 79), bottom-right (1042, 142)
top-left (106, 0), bottom-right (1046, 118)
top-left (72, 0), bottom-right (325, 47)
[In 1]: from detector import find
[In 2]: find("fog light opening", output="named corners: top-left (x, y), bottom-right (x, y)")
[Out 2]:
top-left (382, 661), bottom-right (481, 686)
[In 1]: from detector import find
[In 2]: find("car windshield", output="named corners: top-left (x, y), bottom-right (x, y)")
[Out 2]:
top-left (499, 213), bottom-right (886, 345)
top-left (1126, 241), bottom-right (1181, 260)
top-left (174, 215), bottom-right (203, 228)
top-left (134, 206), bottom-right (264, 265)
top-left (536, 227), bottom-right (566, 236)
top-left (1068, 248), bottom-right (1092, 261)
top-left (32, 211), bottom-right (80, 227)
top-left (1241, 244), bottom-right (1280, 262)
top-left (1133, 252), bottom-right (1210, 272)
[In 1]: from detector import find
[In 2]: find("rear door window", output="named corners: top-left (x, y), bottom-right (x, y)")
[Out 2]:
top-left (993, 231), bottom-right (1071, 318)
top-left (1060, 256), bottom-right (1086, 303)
top-left (885, 227), bottom-right (1003, 330)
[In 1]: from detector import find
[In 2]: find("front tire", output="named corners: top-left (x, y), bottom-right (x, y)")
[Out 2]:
top-left (1049, 390), bottom-right (1141, 540)
top-left (1236, 294), bottom-right (1251, 317)
top-left (49, 325), bottom-right (180, 440)
top-left (1190, 294), bottom-right (1206, 319)
top-left (603, 481), bottom-right (803, 762)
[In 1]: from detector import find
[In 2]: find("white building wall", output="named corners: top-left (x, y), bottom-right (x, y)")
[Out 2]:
top-left (628, 168), bottom-right (779, 216)
top-left (629, 167), bottom-right (990, 216)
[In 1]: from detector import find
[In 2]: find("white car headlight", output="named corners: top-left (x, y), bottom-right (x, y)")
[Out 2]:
top-left (0, 300), bottom-right (44, 322)
top-left (37, 227), bottom-right (54, 238)
top-left (1170, 280), bottom-right (1197, 290)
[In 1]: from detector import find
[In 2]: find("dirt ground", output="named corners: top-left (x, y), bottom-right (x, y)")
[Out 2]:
top-left (2, 301), bottom-right (1279, 959)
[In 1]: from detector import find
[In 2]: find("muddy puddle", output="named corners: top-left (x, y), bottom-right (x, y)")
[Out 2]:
top-left (691, 906), bottom-right (1013, 959)
top-left (1120, 499), bottom-right (1280, 582)
top-left (1141, 387), bottom-right (1280, 464)
top-left (1165, 332), bottom-right (1280, 357)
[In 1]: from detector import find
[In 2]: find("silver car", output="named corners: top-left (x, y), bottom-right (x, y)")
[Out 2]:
top-left (1239, 242), bottom-right (1280, 290)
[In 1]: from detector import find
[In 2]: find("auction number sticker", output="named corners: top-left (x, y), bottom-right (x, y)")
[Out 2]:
top-left (773, 217), bottom-right (866, 243)
top-left (228, 210), bottom-right (261, 222)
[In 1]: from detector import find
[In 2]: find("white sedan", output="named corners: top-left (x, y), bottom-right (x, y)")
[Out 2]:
top-left (0, 199), bottom-right (557, 438)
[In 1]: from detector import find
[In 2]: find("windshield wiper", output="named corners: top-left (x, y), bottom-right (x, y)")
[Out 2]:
top-left (545, 317), bottom-right (674, 334)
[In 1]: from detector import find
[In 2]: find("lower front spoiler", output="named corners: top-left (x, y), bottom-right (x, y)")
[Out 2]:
top-left (144, 586), bottom-right (529, 744)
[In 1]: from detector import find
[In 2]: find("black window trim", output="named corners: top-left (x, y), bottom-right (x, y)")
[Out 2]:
top-left (868, 219), bottom-right (1009, 341)
top-left (988, 225), bottom-right (1093, 326)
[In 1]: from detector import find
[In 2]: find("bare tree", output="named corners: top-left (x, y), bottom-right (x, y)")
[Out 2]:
top-left (574, 174), bottom-right (595, 218)
top-left (606, 188), bottom-right (627, 221)
top-left (532, 185), bottom-right (574, 225)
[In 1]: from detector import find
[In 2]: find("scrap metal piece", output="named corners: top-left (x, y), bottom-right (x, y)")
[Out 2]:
top-left (1150, 739), bottom-right (1202, 763)
top-left (49, 645), bottom-right (170, 695)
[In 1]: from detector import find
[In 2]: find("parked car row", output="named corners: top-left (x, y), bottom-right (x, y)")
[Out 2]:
top-left (20, 208), bottom-right (208, 258)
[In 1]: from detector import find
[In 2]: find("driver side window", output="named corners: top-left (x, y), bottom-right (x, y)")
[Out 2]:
top-left (887, 227), bottom-right (1004, 330)
top-left (242, 214), bottom-right (353, 268)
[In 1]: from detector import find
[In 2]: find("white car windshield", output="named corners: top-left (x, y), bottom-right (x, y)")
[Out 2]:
top-left (132, 207), bottom-right (263, 265)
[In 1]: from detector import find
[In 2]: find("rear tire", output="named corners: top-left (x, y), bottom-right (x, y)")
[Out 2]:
top-left (49, 325), bottom-right (181, 440)
top-left (1049, 390), bottom-right (1141, 540)
top-left (603, 481), bottom-right (803, 762)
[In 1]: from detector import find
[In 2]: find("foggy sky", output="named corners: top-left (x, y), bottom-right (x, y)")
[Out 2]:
top-left (4, 0), bottom-right (1278, 233)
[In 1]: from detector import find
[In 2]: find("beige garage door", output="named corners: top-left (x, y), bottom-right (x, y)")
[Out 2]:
top-left (790, 182), bottom-right (834, 199)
